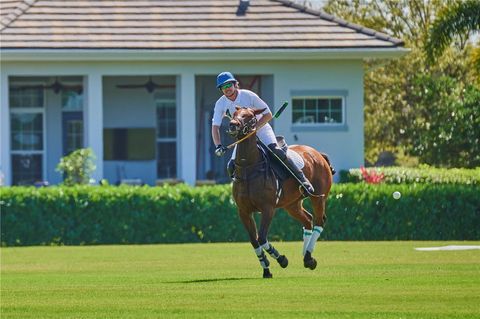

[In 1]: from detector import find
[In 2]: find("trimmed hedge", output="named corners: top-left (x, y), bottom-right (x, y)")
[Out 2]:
top-left (340, 166), bottom-right (480, 185)
top-left (1, 183), bottom-right (479, 246)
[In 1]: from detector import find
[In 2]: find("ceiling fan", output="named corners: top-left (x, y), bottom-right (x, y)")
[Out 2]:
top-left (10, 77), bottom-right (83, 94)
top-left (116, 76), bottom-right (176, 93)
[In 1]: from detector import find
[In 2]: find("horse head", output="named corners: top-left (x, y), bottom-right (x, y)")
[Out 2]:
top-left (227, 107), bottom-right (266, 139)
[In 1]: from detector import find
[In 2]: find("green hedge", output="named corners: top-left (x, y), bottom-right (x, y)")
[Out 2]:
top-left (340, 166), bottom-right (480, 184)
top-left (1, 183), bottom-right (478, 246)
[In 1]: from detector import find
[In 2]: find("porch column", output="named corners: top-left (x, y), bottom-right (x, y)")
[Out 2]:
top-left (0, 72), bottom-right (10, 185)
top-left (84, 73), bottom-right (103, 183)
top-left (179, 72), bottom-right (196, 185)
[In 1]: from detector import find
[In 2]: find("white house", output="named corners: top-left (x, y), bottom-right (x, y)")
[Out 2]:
top-left (0, 0), bottom-right (407, 186)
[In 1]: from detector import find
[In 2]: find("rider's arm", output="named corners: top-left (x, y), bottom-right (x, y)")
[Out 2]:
top-left (249, 91), bottom-right (273, 129)
top-left (256, 111), bottom-right (272, 129)
top-left (212, 125), bottom-right (222, 146)
top-left (211, 99), bottom-right (225, 146)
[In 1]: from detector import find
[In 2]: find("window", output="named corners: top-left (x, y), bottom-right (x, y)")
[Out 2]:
top-left (10, 87), bottom-right (44, 108)
top-left (9, 84), bottom-right (45, 185)
top-left (10, 113), bottom-right (43, 150)
top-left (11, 154), bottom-right (43, 186)
top-left (155, 91), bottom-right (177, 179)
top-left (61, 90), bottom-right (83, 111)
top-left (292, 97), bottom-right (344, 125)
top-left (64, 118), bottom-right (83, 155)
top-left (61, 88), bottom-right (84, 155)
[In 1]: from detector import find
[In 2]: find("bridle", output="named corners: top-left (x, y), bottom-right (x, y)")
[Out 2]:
top-left (227, 112), bottom-right (257, 140)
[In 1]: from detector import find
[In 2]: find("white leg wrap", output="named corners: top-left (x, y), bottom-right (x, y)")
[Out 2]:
top-left (260, 242), bottom-right (269, 250)
top-left (254, 246), bottom-right (269, 269)
top-left (302, 228), bottom-right (313, 256)
top-left (261, 241), bottom-right (280, 259)
top-left (306, 226), bottom-right (323, 254)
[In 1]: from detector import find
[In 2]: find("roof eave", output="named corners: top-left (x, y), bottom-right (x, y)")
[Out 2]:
top-left (0, 47), bottom-right (410, 62)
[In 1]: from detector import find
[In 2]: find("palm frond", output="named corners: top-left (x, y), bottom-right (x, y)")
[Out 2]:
top-left (425, 0), bottom-right (480, 63)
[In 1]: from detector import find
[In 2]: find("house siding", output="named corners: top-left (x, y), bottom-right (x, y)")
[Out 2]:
top-left (1, 59), bottom-right (365, 185)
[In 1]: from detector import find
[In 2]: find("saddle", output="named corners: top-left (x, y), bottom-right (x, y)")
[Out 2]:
top-left (258, 136), bottom-right (335, 185)
top-left (257, 136), bottom-right (303, 184)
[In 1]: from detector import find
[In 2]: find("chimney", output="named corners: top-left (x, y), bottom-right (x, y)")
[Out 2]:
top-left (236, 0), bottom-right (250, 16)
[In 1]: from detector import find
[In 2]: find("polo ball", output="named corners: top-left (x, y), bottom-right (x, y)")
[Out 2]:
top-left (393, 191), bottom-right (401, 200)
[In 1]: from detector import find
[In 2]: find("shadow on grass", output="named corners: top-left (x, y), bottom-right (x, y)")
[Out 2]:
top-left (167, 277), bottom-right (257, 284)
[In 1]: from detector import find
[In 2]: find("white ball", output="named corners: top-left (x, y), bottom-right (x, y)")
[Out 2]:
top-left (393, 191), bottom-right (401, 200)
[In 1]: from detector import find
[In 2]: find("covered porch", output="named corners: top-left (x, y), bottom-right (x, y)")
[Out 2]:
top-left (0, 65), bottom-right (196, 186)
top-left (0, 66), bottom-right (273, 186)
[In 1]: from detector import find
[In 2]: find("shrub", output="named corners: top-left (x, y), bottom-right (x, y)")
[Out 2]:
top-left (1, 183), bottom-right (478, 246)
top-left (56, 148), bottom-right (96, 186)
top-left (340, 165), bottom-right (480, 185)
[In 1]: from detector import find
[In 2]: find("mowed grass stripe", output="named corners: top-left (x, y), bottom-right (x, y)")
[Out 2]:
top-left (1, 241), bottom-right (479, 318)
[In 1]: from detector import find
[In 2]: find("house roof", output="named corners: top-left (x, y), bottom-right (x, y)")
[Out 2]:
top-left (0, 0), bottom-right (404, 50)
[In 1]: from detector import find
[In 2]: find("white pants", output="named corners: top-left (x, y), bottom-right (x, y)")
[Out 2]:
top-left (231, 123), bottom-right (277, 159)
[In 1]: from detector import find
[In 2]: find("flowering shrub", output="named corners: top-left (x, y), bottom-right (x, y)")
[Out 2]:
top-left (341, 166), bottom-right (480, 184)
top-left (56, 148), bottom-right (96, 186)
top-left (359, 166), bottom-right (385, 184)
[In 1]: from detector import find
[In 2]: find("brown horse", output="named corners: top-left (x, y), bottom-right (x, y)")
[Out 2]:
top-left (227, 107), bottom-right (333, 278)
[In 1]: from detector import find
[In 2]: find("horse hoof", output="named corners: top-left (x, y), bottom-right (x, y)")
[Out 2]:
top-left (303, 252), bottom-right (317, 270)
top-left (303, 257), bottom-right (317, 270)
top-left (263, 269), bottom-right (273, 278)
top-left (277, 255), bottom-right (289, 268)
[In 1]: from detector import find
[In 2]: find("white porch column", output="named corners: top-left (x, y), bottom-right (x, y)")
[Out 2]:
top-left (179, 72), bottom-right (196, 185)
top-left (0, 72), bottom-right (11, 185)
top-left (84, 73), bottom-right (103, 183)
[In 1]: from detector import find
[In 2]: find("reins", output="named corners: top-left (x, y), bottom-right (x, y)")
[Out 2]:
top-left (226, 101), bottom-right (289, 150)
top-left (226, 102), bottom-right (323, 198)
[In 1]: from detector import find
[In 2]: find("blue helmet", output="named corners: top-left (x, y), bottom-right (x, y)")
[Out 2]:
top-left (216, 72), bottom-right (237, 88)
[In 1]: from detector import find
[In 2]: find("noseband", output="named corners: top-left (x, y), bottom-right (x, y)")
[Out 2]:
top-left (228, 114), bottom-right (257, 139)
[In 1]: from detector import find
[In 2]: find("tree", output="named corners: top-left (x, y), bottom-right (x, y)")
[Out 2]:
top-left (425, 0), bottom-right (480, 66)
top-left (322, 0), bottom-right (479, 167)
top-left (409, 75), bottom-right (480, 167)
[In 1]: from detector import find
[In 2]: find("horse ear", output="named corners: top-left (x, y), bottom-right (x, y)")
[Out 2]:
top-left (235, 106), bottom-right (241, 111)
top-left (254, 108), bottom-right (266, 115)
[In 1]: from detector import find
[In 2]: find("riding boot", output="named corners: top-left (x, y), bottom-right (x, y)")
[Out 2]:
top-left (227, 159), bottom-right (235, 180)
top-left (283, 154), bottom-right (315, 194)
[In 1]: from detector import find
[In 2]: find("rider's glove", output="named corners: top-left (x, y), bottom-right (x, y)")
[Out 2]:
top-left (215, 145), bottom-right (228, 157)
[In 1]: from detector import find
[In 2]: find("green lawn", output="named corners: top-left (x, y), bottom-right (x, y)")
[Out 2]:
top-left (1, 241), bottom-right (479, 318)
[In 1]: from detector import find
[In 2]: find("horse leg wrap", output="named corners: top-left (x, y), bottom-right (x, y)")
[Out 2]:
top-left (302, 228), bottom-right (313, 256)
top-left (261, 242), bottom-right (280, 259)
top-left (306, 226), bottom-right (323, 254)
top-left (255, 246), bottom-right (270, 269)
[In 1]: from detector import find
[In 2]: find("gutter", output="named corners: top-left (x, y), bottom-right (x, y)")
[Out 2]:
top-left (0, 47), bottom-right (410, 62)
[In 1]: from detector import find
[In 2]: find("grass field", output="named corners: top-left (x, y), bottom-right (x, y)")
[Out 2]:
top-left (1, 241), bottom-right (479, 318)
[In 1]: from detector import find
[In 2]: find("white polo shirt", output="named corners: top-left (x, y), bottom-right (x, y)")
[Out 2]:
top-left (212, 89), bottom-right (271, 126)
top-left (212, 89), bottom-right (277, 153)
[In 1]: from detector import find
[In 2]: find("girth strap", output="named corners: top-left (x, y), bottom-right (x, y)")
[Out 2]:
top-left (234, 159), bottom-right (268, 181)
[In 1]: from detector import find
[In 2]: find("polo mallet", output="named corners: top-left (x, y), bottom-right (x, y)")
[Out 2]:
top-left (226, 101), bottom-right (289, 149)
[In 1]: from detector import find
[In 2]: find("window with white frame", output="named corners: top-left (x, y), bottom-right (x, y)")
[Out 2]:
top-left (9, 85), bottom-right (45, 185)
top-left (61, 88), bottom-right (84, 155)
top-left (292, 96), bottom-right (345, 125)
top-left (155, 89), bottom-right (177, 179)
